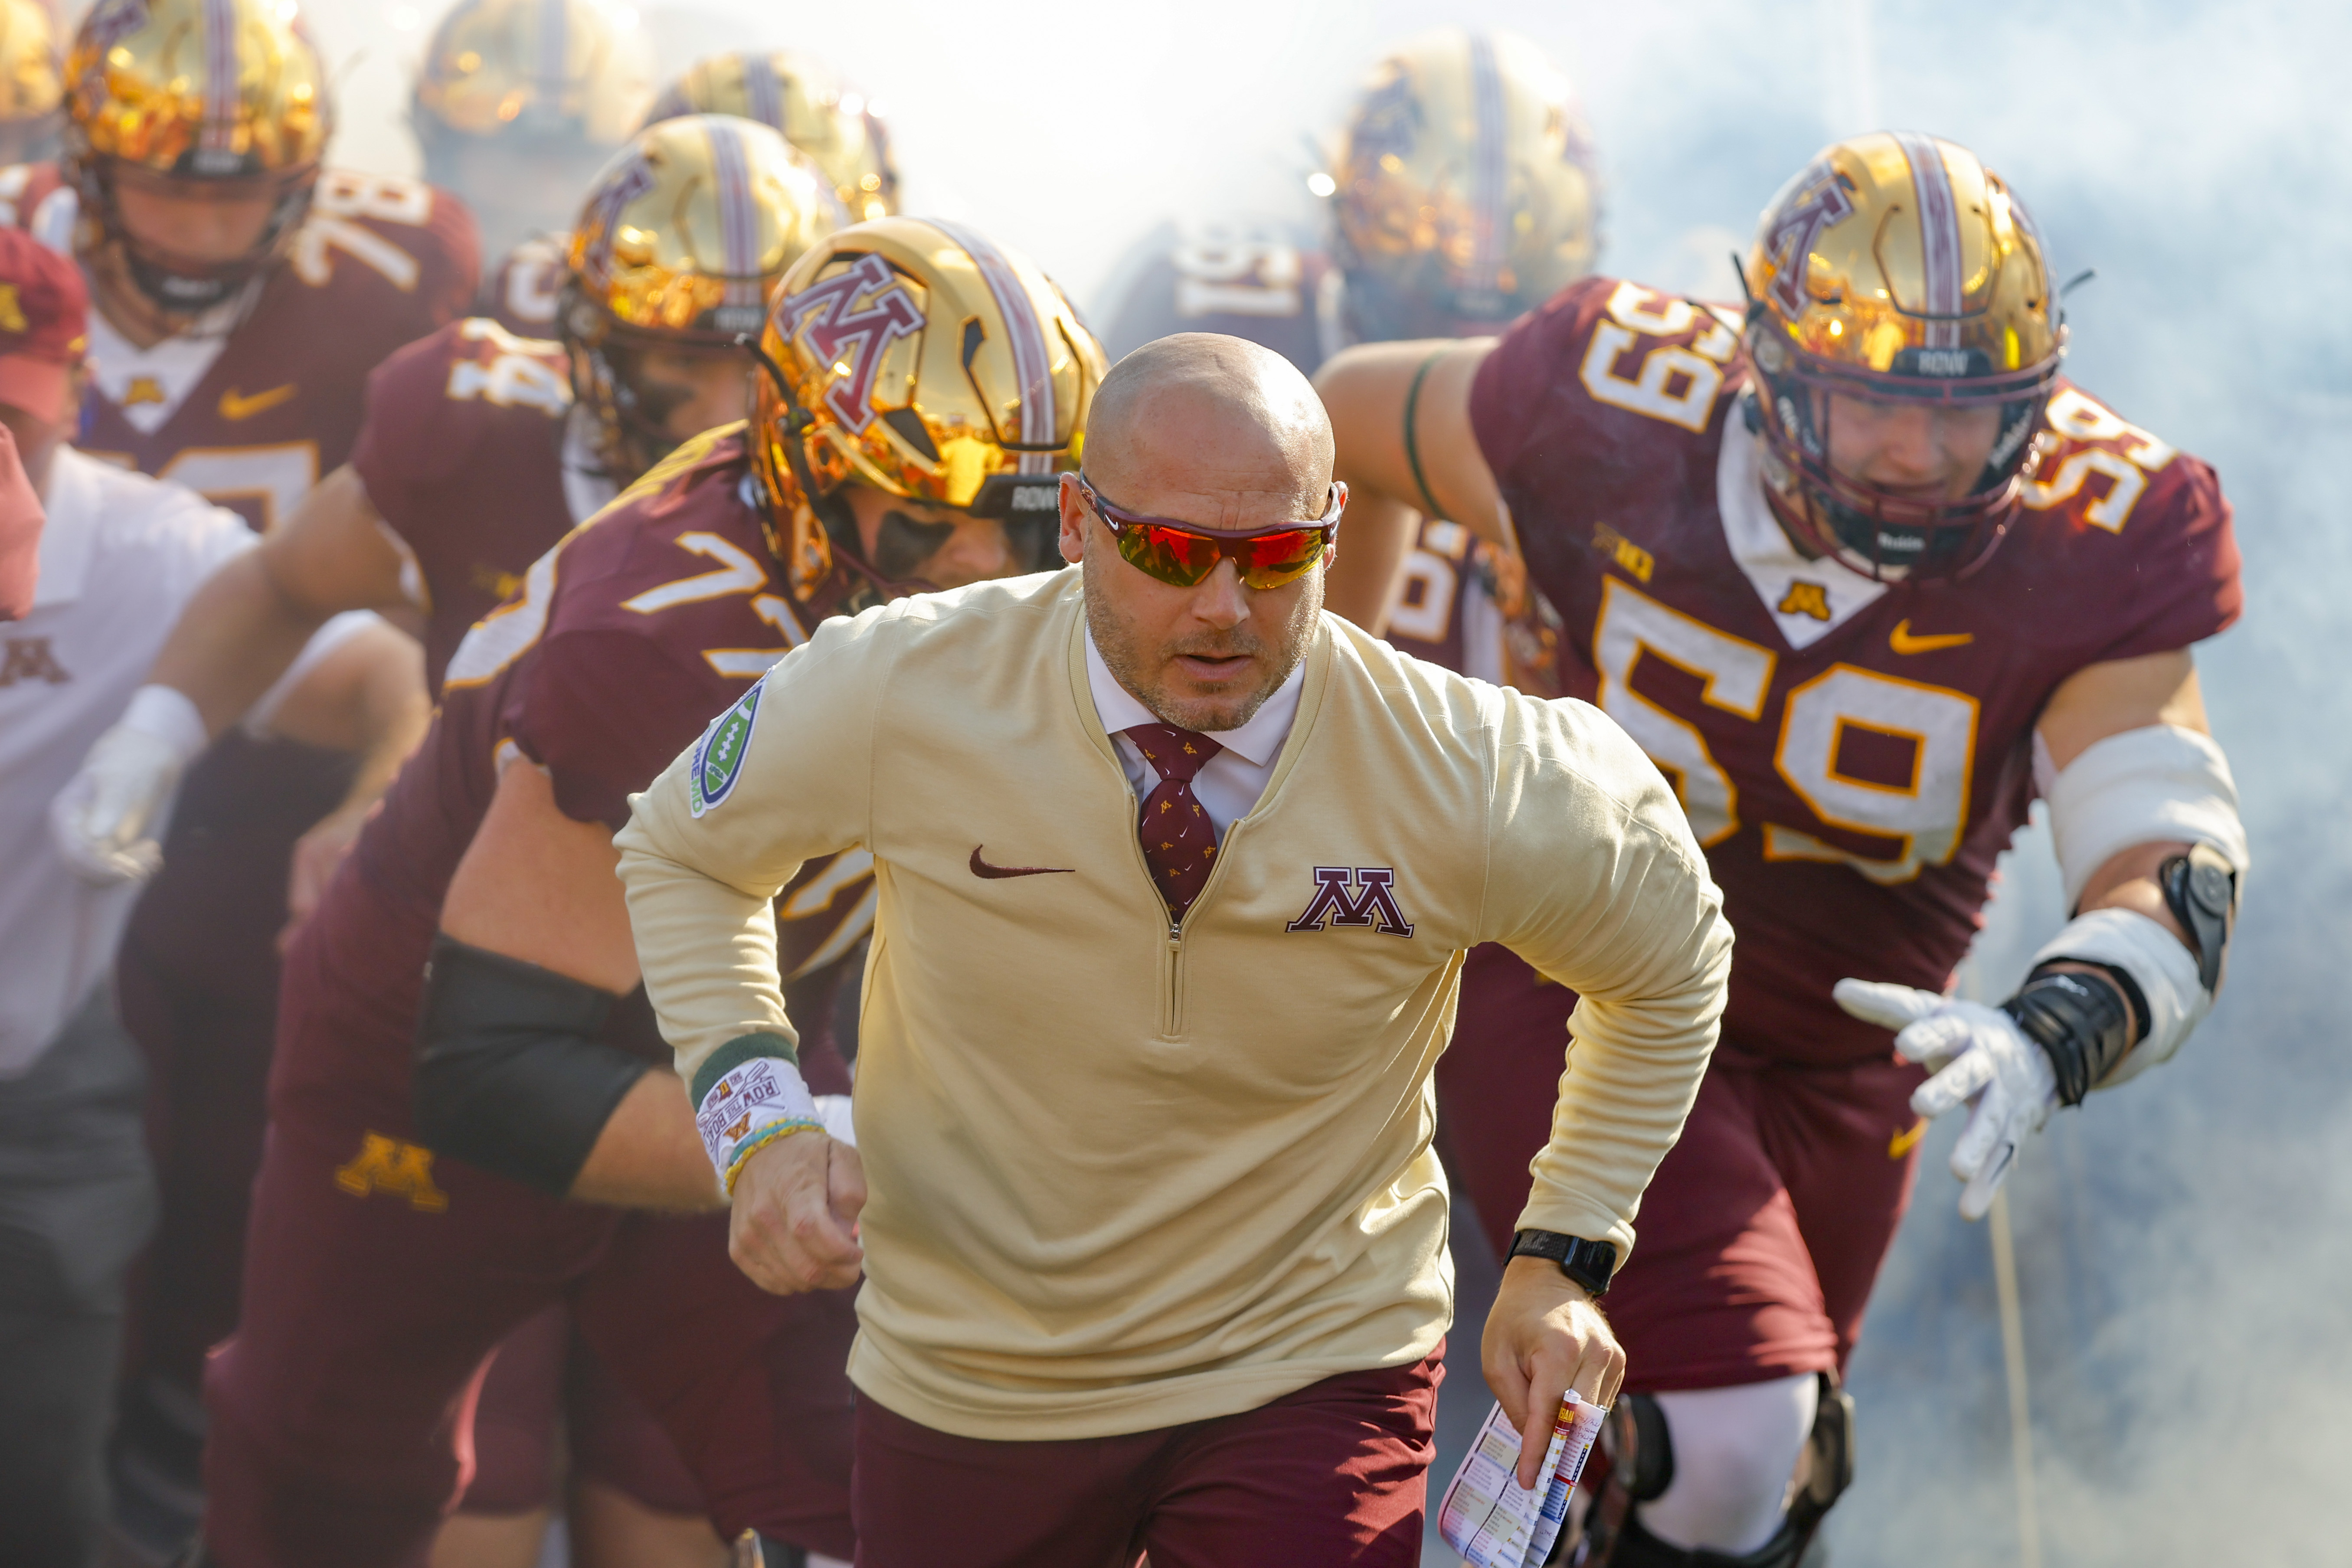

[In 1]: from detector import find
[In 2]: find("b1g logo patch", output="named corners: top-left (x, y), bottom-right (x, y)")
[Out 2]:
top-left (1287, 866), bottom-right (1414, 938)
top-left (690, 678), bottom-right (765, 818)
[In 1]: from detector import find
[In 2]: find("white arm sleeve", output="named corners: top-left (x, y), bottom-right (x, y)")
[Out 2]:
top-left (2034, 722), bottom-right (2247, 1087)
top-left (2038, 723), bottom-right (2248, 908)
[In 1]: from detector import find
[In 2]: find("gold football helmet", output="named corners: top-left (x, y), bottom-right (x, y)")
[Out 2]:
top-left (64, 0), bottom-right (331, 311)
top-left (749, 216), bottom-right (1104, 602)
top-left (411, 0), bottom-right (650, 257)
top-left (1743, 131), bottom-right (2064, 579)
top-left (561, 113), bottom-right (846, 484)
top-left (643, 50), bottom-right (899, 223)
top-left (1328, 28), bottom-right (1599, 343)
top-left (0, 0), bottom-right (62, 164)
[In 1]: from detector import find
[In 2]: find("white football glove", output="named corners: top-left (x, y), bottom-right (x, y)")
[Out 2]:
top-left (1834, 979), bottom-right (2058, 1222)
top-left (50, 686), bottom-right (208, 886)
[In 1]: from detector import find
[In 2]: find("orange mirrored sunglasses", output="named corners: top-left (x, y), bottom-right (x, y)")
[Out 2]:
top-left (1074, 472), bottom-right (1345, 590)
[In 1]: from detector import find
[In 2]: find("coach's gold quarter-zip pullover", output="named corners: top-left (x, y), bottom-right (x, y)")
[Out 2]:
top-left (618, 568), bottom-right (1731, 1441)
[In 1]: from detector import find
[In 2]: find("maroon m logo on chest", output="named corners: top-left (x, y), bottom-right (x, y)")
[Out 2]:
top-left (0, 636), bottom-right (69, 686)
top-left (1286, 866), bottom-right (1415, 937)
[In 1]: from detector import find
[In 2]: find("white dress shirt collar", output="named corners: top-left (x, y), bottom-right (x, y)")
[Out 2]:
top-left (1084, 624), bottom-right (1306, 838)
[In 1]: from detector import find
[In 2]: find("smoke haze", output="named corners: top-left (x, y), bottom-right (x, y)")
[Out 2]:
top-left (285, 0), bottom-right (2351, 1555)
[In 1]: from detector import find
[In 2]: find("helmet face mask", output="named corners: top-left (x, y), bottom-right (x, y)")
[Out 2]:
top-left (1741, 133), bottom-right (2064, 581)
top-left (97, 159), bottom-right (318, 315)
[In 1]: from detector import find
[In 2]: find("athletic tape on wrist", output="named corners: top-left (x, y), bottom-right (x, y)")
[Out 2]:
top-left (2040, 724), bottom-right (2247, 909)
top-left (2030, 906), bottom-right (2208, 1090)
top-left (695, 1054), bottom-right (821, 1195)
top-left (121, 684), bottom-right (209, 766)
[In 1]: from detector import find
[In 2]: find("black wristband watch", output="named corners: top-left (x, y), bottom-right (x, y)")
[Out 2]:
top-left (1508, 1229), bottom-right (1618, 1297)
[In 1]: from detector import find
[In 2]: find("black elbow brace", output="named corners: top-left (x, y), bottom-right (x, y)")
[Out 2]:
top-left (414, 934), bottom-right (648, 1196)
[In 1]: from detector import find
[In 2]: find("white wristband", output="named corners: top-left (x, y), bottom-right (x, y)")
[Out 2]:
top-left (695, 1054), bottom-right (821, 1195)
top-left (120, 684), bottom-right (210, 766)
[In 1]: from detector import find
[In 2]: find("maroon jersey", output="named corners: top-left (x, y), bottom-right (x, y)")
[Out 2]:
top-left (350, 316), bottom-right (578, 689)
top-left (477, 232), bottom-right (569, 338)
top-left (16, 165), bottom-right (483, 530)
top-left (278, 426), bottom-right (873, 1127)
top-left (1472, 276), bottom-right (2241, 1067)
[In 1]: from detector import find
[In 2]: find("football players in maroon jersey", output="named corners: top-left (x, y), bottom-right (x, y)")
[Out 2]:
top-left (191, 216), bottom-right (1100, 1568)
top-left (80, 111), bottom-right (845, 1566)
top-left (1321, 132), bottom-right (2244, 1565)
top-left (13, 0), bottom-right (480, 1554)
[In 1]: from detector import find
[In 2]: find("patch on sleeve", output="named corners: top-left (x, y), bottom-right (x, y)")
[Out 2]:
top-left (689, 676), bottom-right (764, 818)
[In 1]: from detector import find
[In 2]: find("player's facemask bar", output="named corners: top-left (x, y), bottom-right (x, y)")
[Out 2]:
top-left (1737, 276), bottom-right (2068, 583)
top-left (735, 331), bottom-right (1065, 603)
top-left (86, 158), bottom-right (322, 317)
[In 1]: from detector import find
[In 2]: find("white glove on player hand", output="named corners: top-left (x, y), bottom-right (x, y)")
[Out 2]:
top-left (49, 718), bottom-right (189, 885)
top-left (1834, 979), bottom-right (2059, 1222)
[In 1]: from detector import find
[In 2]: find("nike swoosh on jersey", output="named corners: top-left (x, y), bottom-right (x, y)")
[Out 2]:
top-left (219, 383), bottom-right (298, 421)
top-left (1887, 1119), bottom-right (1928, 1159)
top-left (969, 846), bottom-right (1074, 879)
top-left (1889, 619), bottom-right (1974, 655)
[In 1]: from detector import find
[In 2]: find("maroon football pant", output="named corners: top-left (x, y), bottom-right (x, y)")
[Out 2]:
top-left (1443, 1009), bottom-right (1927, 1390)
top-left (851, 1349), bottom-right (1442, 1568)
top-left (1430, 945), bottom-right (1581, 1261)
top-left (456, 1300), bottom-right (708, 1517)
top-left (203, 1113), bottom-right (856, 1568)
top-left (115, 736), bottom-right (354, 1407)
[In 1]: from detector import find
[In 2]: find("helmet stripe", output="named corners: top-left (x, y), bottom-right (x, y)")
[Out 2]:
top-left (1894, 131), bottom-right (1963, 349)
top-left (926, 219), bottom-right (1057, 473)
top-left (200, 0), bottom-right (237, 154)
top-left (705, 117), bottom-right (763, 316)
top-left (745, 52), bottom-right (785, 133)
top-left (1465, 32), bottom-right (1508, 299)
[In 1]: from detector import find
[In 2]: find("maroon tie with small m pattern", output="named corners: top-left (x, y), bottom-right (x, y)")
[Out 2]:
top-left (1123, 723), bottom-right (1223, 923)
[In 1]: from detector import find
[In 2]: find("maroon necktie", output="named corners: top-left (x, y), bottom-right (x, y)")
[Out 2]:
top-left (1123, 723), bottom-right (1223, 923)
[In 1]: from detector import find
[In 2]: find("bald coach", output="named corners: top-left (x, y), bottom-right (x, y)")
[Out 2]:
top-left (615, 333), bottom-right (1732, 1565)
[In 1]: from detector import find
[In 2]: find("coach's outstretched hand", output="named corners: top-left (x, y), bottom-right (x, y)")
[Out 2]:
top-left (729, 1129), bottom-right (867, 1293)
top-left (1484, 1256), bottom-right (1625, 1490)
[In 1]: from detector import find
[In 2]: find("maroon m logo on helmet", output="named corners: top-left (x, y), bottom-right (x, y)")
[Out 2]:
top-left (1759, 161), bottom-right (1854, 319)
top-left (1286, 866), bottom-right (1414, 938)
top-left (775, 251), bottom-right (925, 434)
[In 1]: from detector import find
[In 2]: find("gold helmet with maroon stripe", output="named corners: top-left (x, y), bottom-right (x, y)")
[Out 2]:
top-left (641, 49), bottom-right (899, 223)
top-left (560, 112), bottom-right (845, 484)
top-left (1328, 28), bottom-right (1600, 343)
top-left (63, 0), bottom-right (331, 312)
top-left (1743, 132), bottom-right (2065, 579)
top-left (748, 216), bottom-right (1105, 604)
top-left (0, 0), bottom-right (63, 164)
top-left (412, 0), bottom-right (648, 160)
top-left (411, 0), bottom-right (650, 259)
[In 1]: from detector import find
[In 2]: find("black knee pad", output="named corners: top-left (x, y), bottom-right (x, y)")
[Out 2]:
top-left (1568, 1374), bottom-right (1854, 1568)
